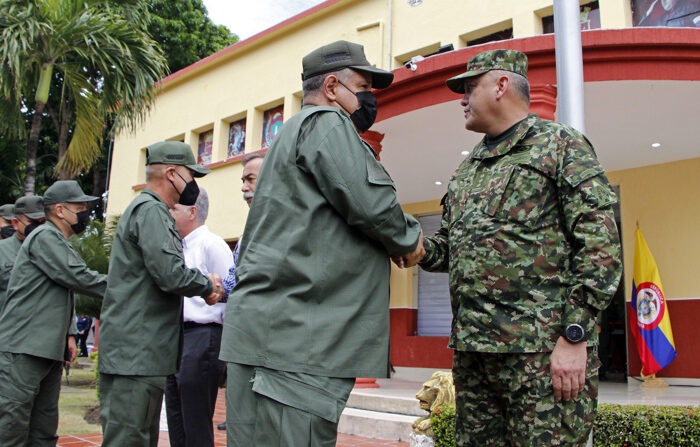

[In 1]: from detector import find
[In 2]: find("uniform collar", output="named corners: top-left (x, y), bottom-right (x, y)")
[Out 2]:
top-left (142, 187), bottom-right (165, 204)
top-left (471, 114), bottom-right (539, 160)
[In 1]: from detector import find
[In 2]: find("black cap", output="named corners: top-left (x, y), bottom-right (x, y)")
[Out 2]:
top-left (302, 40), bottom-right (394, 89)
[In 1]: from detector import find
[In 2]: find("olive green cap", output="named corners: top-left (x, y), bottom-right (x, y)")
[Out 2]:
top-left (302, 40), bottom-right (394, 89)
top-left (43, 180), bottom-right (98, 205)
top-left (0, 204), bottom-right (14, 220)
top-left (13, 196), bottom-right (45, 219)
top-left (446, 49), bottom-right (528, 93)
top-left (146, 141), bottom-right (210, 177)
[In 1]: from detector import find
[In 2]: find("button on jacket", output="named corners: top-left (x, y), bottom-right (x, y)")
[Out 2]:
top-left (98, 189), bottom-right (213, 376)
top-left (420, 114), bottom-right (622, 353)
top-left (0, 222), bottom-right (106, 361)
top-left (220, 106), bottom-right (421, 379)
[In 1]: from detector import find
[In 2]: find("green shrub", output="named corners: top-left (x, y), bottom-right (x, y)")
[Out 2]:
top-left (424, 403), bottom-right (699, 447)
top-left (594, 404), bottom-right (700, 446)
top-left (431, 403), bottom-right (456, 447)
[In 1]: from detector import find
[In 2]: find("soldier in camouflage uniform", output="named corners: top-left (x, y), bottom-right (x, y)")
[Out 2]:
top-left (418, 49), bottom-right (622, 446)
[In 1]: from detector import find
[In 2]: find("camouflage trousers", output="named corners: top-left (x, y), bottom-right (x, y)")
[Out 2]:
top-left (452, 348), bottom-right (600, 447)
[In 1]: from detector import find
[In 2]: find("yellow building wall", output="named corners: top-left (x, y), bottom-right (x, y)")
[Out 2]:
top-left (607, 157), bottom-right (700, 300)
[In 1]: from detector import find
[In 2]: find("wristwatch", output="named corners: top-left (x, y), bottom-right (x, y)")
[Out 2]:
top-left (564, 324), bottom-right (586, 343)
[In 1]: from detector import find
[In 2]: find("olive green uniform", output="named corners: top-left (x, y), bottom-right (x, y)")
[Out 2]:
top-left (421, 114), bottom-right (622, 446)
top-left (98, 188), bottom-right (213, 447)
top-left (220, 105), bottom-right (421, 446)
top-left (0, 234), bottom-right (22, 308)
top-left (0, 221), bottom-right (107, 446)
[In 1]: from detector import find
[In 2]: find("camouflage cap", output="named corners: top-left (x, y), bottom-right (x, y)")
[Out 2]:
top-left (302, 40), bottom-right (394, 89)
top-left (446, 49), bottom-right (528, 93)
top-left (13, 195), bottom-right (45, 219)
top-left (0, 204), bottom-right (14, 220)
top-left (43, 180), bottom-right (98, 205)
top-left (146, 141), bottom-right (210, 178)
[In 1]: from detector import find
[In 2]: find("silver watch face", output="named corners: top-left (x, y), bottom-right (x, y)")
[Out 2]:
top-left (565, 324), bottom-right (585, 343)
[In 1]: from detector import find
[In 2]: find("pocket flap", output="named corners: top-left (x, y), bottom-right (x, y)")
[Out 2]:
top-left (366, 157), bottom-right (395, 188)
top-left (251, 369), bottom-right (341, 423)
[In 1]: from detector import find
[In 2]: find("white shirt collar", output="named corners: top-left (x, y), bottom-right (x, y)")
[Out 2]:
top-left (182, 224), bottom-right (208, 248)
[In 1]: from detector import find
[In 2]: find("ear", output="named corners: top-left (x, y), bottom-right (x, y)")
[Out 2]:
top-left (495, 74), bottom-right (510, 100)
top-left (54, 203), bottom-right (65, 219)
top-left (189, 206), bottom-right (198, 221)
top-left (322, 74), bottom-right (340, 102)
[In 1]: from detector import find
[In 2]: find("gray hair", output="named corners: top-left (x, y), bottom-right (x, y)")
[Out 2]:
top-left (191, 187), bottom-right (209, 223)
top-left (302, 67), bottom-right (353, 103)
top-left (145, 164), bottom-right (165, 182)
top-left (491, 70), bottom-right (530, 104)
top-left (242, 153), bottom-right (265, 166)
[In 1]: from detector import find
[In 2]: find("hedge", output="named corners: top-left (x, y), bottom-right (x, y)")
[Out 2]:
top-left (594, 404), bottom-right (699, 446)
top-left (428, 403), bottom-right (700, 447)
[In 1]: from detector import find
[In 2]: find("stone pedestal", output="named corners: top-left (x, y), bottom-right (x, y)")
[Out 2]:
top-left (409, 433), bottom-right (434, 447)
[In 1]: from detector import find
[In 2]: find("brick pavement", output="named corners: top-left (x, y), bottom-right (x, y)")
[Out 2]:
top-left (57, 389), bottom-right (409, 447)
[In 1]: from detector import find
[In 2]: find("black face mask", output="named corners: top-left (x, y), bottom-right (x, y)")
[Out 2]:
top-left (65, 208), bottom-right (91, 234)
top-left (171, 171), bottom-right (200, 206)
top-left (0, 225), bottom-right (14, 239)
top-left (338, 82), bottom-right (378, 133)
top-left (23, 221), bottom-right (41, 237)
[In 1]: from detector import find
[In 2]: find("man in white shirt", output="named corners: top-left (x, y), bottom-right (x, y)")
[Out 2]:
top-left (166, 187), bottom-right (234, 447)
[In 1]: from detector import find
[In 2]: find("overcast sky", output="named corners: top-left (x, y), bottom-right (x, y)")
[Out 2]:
top-left (203, 0), bottom-right (327, 40)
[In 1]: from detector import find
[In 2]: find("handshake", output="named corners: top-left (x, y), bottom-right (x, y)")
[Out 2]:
top-left (205, 274), bottom-right (225, 305)
top-left (392, 230), bottom-right (426, 268)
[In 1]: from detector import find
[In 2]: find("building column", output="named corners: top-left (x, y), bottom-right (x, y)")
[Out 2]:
top-left (529, 84), bottom-right (557, 121)
top-left (361, 130), bottom-right (385, 160)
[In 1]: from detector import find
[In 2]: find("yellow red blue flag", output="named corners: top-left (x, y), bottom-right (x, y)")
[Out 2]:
top-left (629, 228), bottom-right (677, 376)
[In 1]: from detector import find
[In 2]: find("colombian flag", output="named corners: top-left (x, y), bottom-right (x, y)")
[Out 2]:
top-left (629, 228), bottom-right (677, 376)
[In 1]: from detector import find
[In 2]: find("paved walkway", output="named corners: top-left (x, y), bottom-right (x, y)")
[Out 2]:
top-left (57, 389), bottom-right (409, 447)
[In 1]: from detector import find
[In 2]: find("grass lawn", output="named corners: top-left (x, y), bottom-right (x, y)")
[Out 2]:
top-left (58, 358), bottom-right (101, 435)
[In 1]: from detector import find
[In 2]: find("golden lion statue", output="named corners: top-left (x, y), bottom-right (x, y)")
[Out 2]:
top-left (412, 371), bottom-right (455, 437)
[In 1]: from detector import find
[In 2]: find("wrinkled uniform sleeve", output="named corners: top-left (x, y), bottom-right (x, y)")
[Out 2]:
top-left (135, 203), bottom-right (213, 298)
top-left (28, 232), bottom-right (107, 298)
top-left (558, 132), bottom-right (622, 337)
top-left (419, 193), bottom-right (450, 273)
top-left (297, 114), bottom-right (420, 257)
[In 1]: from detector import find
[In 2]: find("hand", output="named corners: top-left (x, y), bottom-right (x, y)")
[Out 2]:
top-left (66, 336), bottom-right (78, 364)
top-left (550, 336), bottom-right (587, 402)
top-left (205, 274), bottom-right (224, 306)
top-left (402, 230), bottom-right (426, 268)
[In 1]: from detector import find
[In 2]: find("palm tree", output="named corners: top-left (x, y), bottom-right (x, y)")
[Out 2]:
top-left (0, 0), bottom-right (168, 194)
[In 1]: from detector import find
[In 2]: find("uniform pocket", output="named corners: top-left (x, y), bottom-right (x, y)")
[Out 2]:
top-left (251, 369), bottom-right (342, 423)
top-left (476, 165), bottom-right (514, 217)
top-left (366, 157), bottom-right (395, 189)
top-left (484, 164), bottom-right (554, 229)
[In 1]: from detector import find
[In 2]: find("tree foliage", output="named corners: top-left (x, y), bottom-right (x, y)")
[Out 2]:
top-left (0, 0), bottom-right (236, 201)
top-left (147, 0), bottom-right (239, 73)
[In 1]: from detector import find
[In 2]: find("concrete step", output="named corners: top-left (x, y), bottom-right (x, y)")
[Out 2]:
top-left (347, 390), bottom-right (424, 416)
top-left (338, 407), bottom-right (416, 443)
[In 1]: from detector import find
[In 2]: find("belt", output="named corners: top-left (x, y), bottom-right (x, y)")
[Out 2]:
top-left (183, 321), bottom-right (222, 329)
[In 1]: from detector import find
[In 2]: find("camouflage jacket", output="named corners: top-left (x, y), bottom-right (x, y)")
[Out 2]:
top-left (420, 114), bottom-right (622, 353)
